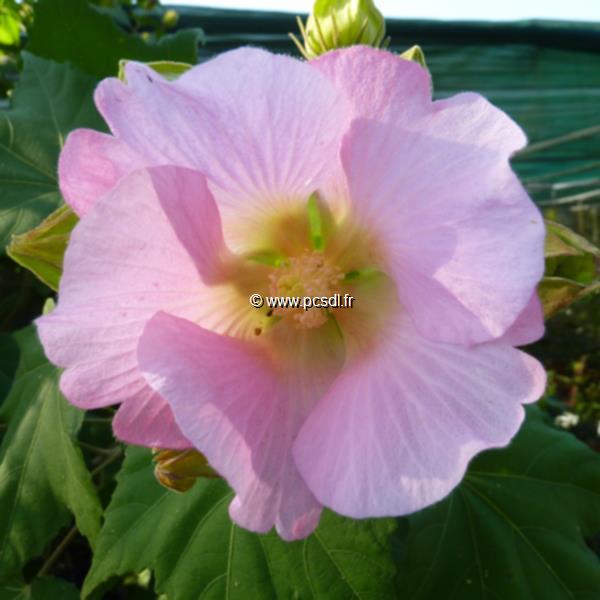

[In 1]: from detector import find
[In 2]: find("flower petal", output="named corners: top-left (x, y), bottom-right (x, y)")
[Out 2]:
top-left (138, 311), bottom-right (331, 540)
top-left (312, 45), bottom-right (432, 122)
top-left (59, 129), bottom-right (144, 217)
top-left (310, 46), bottom-right (432, 208)
top-left (341, 117), bottom-right (544, 344)
top-left (113, 389), bottom-right (190, 449)
top-left (500, 292), bottom-right (545, 347)
top-left (94, 48), bottom-right (350, 250)
top-left (293, 312), bottom-right (546, 518)
top-left (37, 166), bottom-right (230, 447)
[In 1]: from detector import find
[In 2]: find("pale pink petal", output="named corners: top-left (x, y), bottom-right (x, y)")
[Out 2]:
top-left (309, 46), bottom-right (431, 207)
top-left (311, 46), bottom-right (432, 122)
top-left (314, 47), bottom-right (526, 153)
top-left (138, 311), bottom-right (332, 540)
top-left (59, 129), bottom-right (144, 217)
top-left (294, 312), bottom-right (546, 518)
top-left (37, 166), bottom-right (229, 447)
top-left (501, 292), bottom-right (545, 347)
top-left (113, 391), bottom-right (190, 450)
top-left (94, 48), bottom-right (350, 250)
top-left (341, 118), bottom-right (544, 345)
top-left (416, 91), bottom-right (527, 155)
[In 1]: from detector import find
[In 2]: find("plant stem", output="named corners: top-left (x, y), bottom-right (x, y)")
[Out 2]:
top-left (91, 447), bottom-right (123, 477)
top-left (79, 441), bottom-right (119, 456)
top-left (38, 524), bottom-right (78, 577)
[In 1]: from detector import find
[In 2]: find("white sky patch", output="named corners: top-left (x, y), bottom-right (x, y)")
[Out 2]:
top-left (165, 0), bottom-right (600, 23)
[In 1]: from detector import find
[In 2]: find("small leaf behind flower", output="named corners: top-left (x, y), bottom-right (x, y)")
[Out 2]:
top-left (538, 277), bottom-right (599, 319)
top-left (7, 204), bottom-right (78, 291)
top-left (400, 45), bottom-right (428, 70)
top-left (119, 60), bottom-right (192, 82)
top-left (539, 219), bottom-right (599, 318)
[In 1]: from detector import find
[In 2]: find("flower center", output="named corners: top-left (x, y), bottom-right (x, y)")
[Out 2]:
top-left (268, 250), bottom-right (343, 329)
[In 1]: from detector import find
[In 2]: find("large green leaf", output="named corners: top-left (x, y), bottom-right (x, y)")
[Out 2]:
top-left (28, 0), bottom-right (200, 79)
top-left (0, 327), bottom-right (102, 588)
top-left (1, 576), bottom-right (80, 600)
top-left (0, 53), bottom-right (103, 250)
top-left (398, 408), bottom-right (600, 599)
top-left (0, 332), bottom-right (19, 405)
top-left (83, 446), bottom-right (397, 599)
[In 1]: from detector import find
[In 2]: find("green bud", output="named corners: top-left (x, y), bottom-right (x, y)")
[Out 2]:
top-left (7, 204), bottom-right (78, 291)
top-left (290, 0), bottom-right (387, 60)
top-left (539, 220), bottom-right (599, 318)
top-left (162, 9), bottom-right (179, 30)
top-left (153, 448), bottom-right (220, 493)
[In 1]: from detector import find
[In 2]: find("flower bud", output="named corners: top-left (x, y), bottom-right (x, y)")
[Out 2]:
top-left (291, 0), bottom-right (387, 60)
top-left (153, 448), bottom-right (220, 493)
top-left (162, 9), bottom-right (179, 30)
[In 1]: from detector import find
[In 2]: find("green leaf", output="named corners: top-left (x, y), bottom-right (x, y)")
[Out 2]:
top-left (84, 446), bottom-right (397, 599)
top-left (545, 220), bottom-right (599, 283)
top-left (28, 0), bottom-right (200, 79)
top-left (0, 327), bottom-right (102, 588)
top-left (545, 220), bottom-right (600, 260)
top-left (0, 333), bottom-right (19, 406)
top-left (119, 60), bottom-right (192, 82)
top-left (540, 220), bottom-right (600, 317)
top-left (399, 45), bottom-right (428, 70)
top-left (0, 53), bottom-right (104, 251)
top-left (7, 205), bottom-right (78, 291)
top-left (398, 408), bottom-right (600, 599)
top-left (0, 7), bottom-right (20, 47)
top-left (1, 576), bottom-right (80, 600)
top-left (538, 277), bottom-right (600, 319)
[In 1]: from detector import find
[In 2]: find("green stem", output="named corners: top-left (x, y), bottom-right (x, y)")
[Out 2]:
top-left (37, 524), bottom-right (78, 577)
top-left (79, 441), bottom-right (118, 456)
top-left (91, 447), bottom-right (123, 478)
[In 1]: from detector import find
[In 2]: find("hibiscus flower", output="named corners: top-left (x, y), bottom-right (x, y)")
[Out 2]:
top-left (37, 46), bottom-right (546, 540)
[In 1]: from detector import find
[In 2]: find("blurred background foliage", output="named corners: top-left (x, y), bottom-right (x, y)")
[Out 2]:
top-left (0, 0), bottom-right (599, 597)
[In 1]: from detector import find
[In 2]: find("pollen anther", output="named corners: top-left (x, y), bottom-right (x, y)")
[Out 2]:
top-left (269, 250), bottom-right (342, 329)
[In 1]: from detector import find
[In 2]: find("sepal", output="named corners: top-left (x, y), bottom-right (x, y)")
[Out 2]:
top-left (7, 204), bottom-right (78, 291)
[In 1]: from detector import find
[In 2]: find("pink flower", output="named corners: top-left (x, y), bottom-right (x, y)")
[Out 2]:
top-left (37, 46), bottom-right (546, 540)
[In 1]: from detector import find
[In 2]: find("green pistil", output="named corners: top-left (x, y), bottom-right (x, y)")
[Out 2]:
top-left (343, 267), bottom-right (381, 282)
top-left (307, 193), bottom-right (324, 251)
top-left (246, 250), bottom-right (286, 267)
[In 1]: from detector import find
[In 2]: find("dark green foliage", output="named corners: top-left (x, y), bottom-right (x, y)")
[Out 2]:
top-left (0, 327), bottom-right (102, 589)
top-left (0, 53), bottom-right (102, 250)
top-left (28, 0), bottom-right (199, 78)
top-left (399, 409), bottom-right (600, 599)
top-left (83, 447), bottom-right (398, 599)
